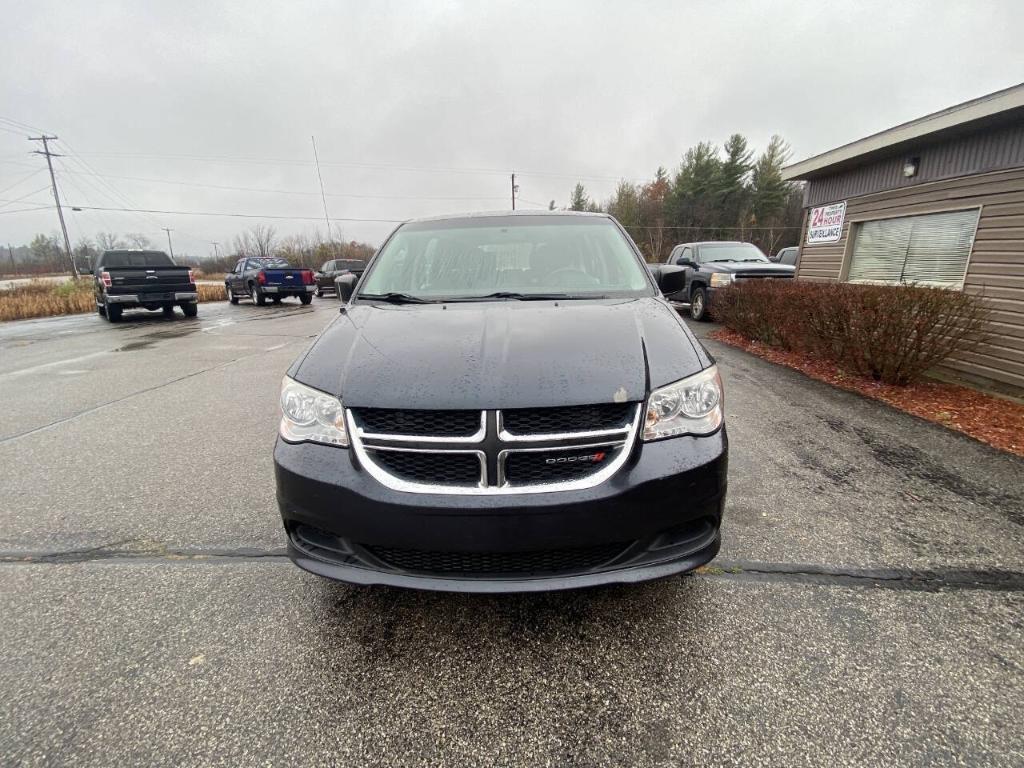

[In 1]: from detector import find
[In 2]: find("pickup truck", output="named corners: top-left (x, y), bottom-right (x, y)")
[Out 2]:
top-left (275, 211), bottom-right (727, 593)
top-left (225, 257), bottom-right (315, 306)
top-left (663, 241), bottom-right (795, 320)
top-left (314, 259), bottom-right (366, 297)
top-left (93, 249), bottom-right (197, 322)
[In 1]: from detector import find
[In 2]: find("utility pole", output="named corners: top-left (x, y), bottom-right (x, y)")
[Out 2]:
top-left (311, 136), bottom-right (334, 253)
top-left (511, 173), bottom-right (517, 210)
top-left (162, 228), bottom-right (175, 259)
top-left (7, 243), bottom-right (16, 276)
top-left (211, 241), bottom-right (220, 259)
top-left (29, 135), bottom-right (78, 278)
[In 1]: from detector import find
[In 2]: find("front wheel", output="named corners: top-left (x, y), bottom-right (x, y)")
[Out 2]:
top-left (690, 287), bottom-right (710, 322)
top-left (250, 284), bottom-right (266, 306)
top-left (315, 287), bottom-right (323, 298)
top-left (182, 303), bottom-right (198, 318)
top-left (299, 294), bottom-right (313, 305)
top-left (226, 284), bottom-right (239, 305)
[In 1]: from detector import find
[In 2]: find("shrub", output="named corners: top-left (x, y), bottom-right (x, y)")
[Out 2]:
top-left (713, 281), bottom-right (990, 385)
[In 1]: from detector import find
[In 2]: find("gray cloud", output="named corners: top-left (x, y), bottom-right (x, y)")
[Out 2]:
top-left (2, 0), bottom-right (1021, 256)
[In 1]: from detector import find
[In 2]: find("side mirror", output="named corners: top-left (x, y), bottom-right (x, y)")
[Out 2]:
top-left (335, 273), bottom-right (358, 302)
top-left (651, 265), bottom-right (687, 295)
top-left (676, 257), bottom-right (695, 268)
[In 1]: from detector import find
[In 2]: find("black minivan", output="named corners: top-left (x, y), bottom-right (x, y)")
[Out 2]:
top-left (274, 212), bottom-right (727, 592)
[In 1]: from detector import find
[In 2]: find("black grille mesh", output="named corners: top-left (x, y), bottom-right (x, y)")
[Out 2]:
top-left (370, 450), bottom-right (481, 486)
top-left (365, 541), bottom-right (628, 575)
top-left (502, 403), bottom-right (634, 434)
top-left (504, 446), bottom-right (619, 485)
top-left (354, 408), bottom-right (480, 436)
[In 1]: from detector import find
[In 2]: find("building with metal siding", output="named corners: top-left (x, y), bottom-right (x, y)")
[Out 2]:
top-left (783, 83), bottom-right (1024, 394)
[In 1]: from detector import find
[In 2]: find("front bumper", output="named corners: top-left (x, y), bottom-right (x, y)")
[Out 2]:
top-left (274, 428), bottom-right (727, 592)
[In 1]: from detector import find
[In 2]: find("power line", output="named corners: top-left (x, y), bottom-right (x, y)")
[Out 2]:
top-left (48, 168), bottom-right (515, 201)
top-left (64, 150), bottom-right (643, 183)
top-left (64, 203), bottom-right (404, 224)
top-left (0, 205), bottom-right (51, 216)
top-left (0, 167), bottom-right (46, 197)
top-left (0, 184), bottom-right (52, 209)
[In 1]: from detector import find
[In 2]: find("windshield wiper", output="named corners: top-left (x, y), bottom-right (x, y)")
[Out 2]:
top-left (737, 259), bottom-right (769, 263)
top-left (704, 259), bottom-right (736, 263)
top-left (358, 292), bottom-right (433, 304)
top-left (448, 291), bottom-right (606, 301)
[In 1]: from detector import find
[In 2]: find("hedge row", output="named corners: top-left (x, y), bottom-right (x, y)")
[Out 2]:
top-left (711, 281), bottom-right (990, 385)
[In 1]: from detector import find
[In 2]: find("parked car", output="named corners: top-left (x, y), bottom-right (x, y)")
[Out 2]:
top-left (772, 246), bottom-right (800, 266)
top-left (663, 241), bottom-right (795, 320)
top-left (225, 257), bottom-right (315, 306)
top-left (275, 211), bottom-right (728, 593)
top-left (314, 259), bottom-right (366, 297)
top-left (93, 249), bottom-right (197, 322)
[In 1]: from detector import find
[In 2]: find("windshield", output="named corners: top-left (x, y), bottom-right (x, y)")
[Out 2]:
top-left (700, 243), bottom-right (769, 263)
top-left (358, 216), bottom-right (651, 301)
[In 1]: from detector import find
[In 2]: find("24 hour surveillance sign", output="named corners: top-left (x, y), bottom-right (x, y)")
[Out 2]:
top-left (807, 201), bottom-right (846, 244)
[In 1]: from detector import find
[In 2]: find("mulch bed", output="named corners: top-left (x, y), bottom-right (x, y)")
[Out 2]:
top-left (709, 328), bottom-right (1024, 458)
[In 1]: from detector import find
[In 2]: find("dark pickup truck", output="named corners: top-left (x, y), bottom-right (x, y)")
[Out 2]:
top-left (663, 241), bottom-right (795, 320)
top-left (94, 249), bottom-right (197, 322)
top-left (275, 211), bottom-right (727, 593)
top-left (314, 259), bottom-right (366, 297)
top-left (225, 257), bottom-right (315, 306)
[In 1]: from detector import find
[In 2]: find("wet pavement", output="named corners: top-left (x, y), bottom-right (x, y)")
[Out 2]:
top-left (1, 299), bottom-right (1022, 766)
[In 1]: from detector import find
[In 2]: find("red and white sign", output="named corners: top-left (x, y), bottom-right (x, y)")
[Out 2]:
top-left (807, 201), bottom-right (846, 244)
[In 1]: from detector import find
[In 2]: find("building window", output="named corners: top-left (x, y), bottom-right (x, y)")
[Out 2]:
top-left (847, 209), bottom-right (980, 289)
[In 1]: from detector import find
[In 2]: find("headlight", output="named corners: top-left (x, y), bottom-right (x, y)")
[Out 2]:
top-left (643, 366), bottom-right (724, 441)
top-left (710, 273), bottom-right (734, 288)
top-left (279, 376), bottom-right (348, 447)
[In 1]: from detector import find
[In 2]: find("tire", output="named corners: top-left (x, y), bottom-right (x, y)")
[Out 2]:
top-left (97, 302), bottom-right (106, 317)
top-left (250, 284), bottom-right (266, 306)
top-left (272, 296), bottom-right (282, 304)
top-left (315, 287), bottom-right (323, 298)
top-left (690, 287), bottom-right (709, 322)
top-left (299, 294), bottom-right (313, 306)
top-left (182, 303), bottom-right (198, 318)
top-left (163, 306), bottom-right (175, 318)
top-left (107, 303), bottom-right (123, 322)
top-left (226, 284), bottom-right (239, 305)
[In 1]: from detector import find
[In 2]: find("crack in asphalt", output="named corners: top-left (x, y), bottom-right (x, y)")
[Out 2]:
top-left (1, 546), bottom-right (1021, 592)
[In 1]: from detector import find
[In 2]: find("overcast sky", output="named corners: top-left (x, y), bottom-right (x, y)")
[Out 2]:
top-left (2, 0), bottom-right (1022, 258)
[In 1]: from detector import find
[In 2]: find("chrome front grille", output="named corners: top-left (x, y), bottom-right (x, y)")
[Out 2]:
top-left (348, 404), bottom-right (641, 495)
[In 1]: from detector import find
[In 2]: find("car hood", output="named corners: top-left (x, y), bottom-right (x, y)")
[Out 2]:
top-left (292, 298), bottom-right (706, 409)
top-left (711, 262), bottom-right (795, 275)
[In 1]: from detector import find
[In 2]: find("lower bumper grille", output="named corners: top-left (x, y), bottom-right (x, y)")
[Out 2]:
top-left (364, 541), bottom-right (630, 576)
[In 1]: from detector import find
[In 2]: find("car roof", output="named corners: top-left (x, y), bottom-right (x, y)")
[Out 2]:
top-left (673, 241), bottom-right (751, 249)
top-left (403, 210), bottom-right (610, 224)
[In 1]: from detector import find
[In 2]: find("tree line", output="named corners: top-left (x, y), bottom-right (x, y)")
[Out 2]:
top-left (563, 133), bottom-right (804, 261)
top-left (1, 227), bottom-right (376, 276)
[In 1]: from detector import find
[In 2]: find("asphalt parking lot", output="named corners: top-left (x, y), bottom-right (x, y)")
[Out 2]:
top-left (1, 299), bottom-right (1022, 767)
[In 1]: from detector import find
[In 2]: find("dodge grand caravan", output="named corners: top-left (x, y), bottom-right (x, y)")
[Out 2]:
top-left (274, 212), bottom-right (728, 592)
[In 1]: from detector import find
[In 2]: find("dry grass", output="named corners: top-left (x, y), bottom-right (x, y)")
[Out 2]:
top-left (198, 284), bottom-right (226, 301)
top-left (1, 279), bottom-right (228, 322)
top-left (0, 279), bottom-right (94, 321)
